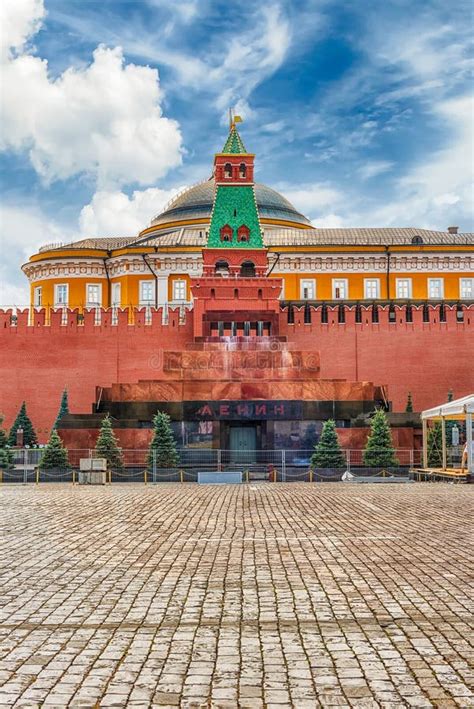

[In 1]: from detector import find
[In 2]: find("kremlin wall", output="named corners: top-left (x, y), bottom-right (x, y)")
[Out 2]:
top-left (1, 120), bottom-right (473, 449)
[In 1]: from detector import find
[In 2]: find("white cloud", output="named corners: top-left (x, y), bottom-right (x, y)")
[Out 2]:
top-left (0, 202), bottom-right (73, 307)
top-left (1, 1), bottom-right (183, 188)
top-left (79, 187), bottom-right (184, 236)
top-left (281, 183), bottom-right (342, 219)
top-left (358, 160), bottom-right (394, 180)
top-left (0, 0), bottom-right (45, 60)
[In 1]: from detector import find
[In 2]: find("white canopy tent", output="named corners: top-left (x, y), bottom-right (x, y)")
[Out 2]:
top-left (420, 394), bottom-right (474, 473)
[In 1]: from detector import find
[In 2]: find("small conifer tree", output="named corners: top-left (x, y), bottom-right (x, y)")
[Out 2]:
top-left (0, 416), bottom-right (13, 470)
top-left (95, 414), bottom-right (124, 470)
top-left (310, 419), bottom-right (345, 468)
top-left (147, 411), bottom-right (179, 469)
top-left (363, 409), bottom-right (398, 467)
top-left (427, 421), bottom-right (443, 467)
top-left (54, 388), bottom-right (69, 429)
top-left (405, 392), bottom-right (413, 412)
top-left (39, 429), bottom-right (70, 469)
top-left (8, 402), bottom-right (38, 447)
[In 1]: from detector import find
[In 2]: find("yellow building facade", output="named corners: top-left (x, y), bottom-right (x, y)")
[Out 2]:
top-left (23, 180), bottom-right (474, 309)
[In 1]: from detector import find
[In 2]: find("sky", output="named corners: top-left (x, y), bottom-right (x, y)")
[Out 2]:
top-left (0, 0), bottom-right (473, 306)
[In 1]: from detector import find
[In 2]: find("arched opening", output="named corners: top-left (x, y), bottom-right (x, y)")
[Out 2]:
top-left (224, 162), bottom-right (232, 179)
top-left (215, 260), bottom-right (230, 276)
top-left (240, 261), bottom-right (256, 277)
top-left (411, 235), bottom-right (423, 245)
top-left (239, 163), bottom-right (246, 178)
top-left (219, 224), bottom-right (233, 242)
top-left (237, 224), bottom-right (250, 243)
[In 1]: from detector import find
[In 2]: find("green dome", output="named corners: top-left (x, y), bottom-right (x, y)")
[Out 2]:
top-left (151, 179), bottom-right (312, 228)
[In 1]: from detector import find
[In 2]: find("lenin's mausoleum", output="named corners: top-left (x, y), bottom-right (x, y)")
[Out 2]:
top-left (1, 122), bottom-right (473, 451)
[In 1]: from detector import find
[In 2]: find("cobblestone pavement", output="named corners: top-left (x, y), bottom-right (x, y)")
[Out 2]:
top-left (0, 484), bottom-right (473, 708)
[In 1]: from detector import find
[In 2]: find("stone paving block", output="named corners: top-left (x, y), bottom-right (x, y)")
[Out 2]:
top-left (0, 483), bottom-right (473, 707)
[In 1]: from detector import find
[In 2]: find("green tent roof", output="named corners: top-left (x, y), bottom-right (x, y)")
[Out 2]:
top-left (207, 185), bottom-right (263, 248)
top-left (221, 126), bottom-right (247, 154)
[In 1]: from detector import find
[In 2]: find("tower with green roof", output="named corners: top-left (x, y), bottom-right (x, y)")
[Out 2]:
top-left (207, 121), bottom-right (263, 250)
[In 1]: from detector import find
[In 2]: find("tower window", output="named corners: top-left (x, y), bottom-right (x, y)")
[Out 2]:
top-left (220, 224), bottom-right (233, 242)
top-left (237, 224), bottom-right (250, 242)
top-left (215, 260), bottom-right (230, 276)
top-left (240, 261), bottom-right (256, 277)
top-left (239, 163), bottom-right (246, 178)
top-left (224, 163), bottom-right (232, 179)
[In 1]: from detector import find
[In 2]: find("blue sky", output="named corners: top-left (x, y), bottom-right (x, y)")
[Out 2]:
top-left (1, 0), bottom-right (473, 304)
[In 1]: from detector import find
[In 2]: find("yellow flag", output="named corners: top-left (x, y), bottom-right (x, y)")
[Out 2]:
top-left (233, 115), bottom-right (243, 124)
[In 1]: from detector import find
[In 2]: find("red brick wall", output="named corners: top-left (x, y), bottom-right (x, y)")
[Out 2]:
top-left (281, 304), bottom-right (474, 413)
top-left (1, 304), bottom-right (473, 441)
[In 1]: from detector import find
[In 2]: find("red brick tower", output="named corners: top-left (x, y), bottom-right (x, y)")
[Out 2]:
top-left (191, 118), bottom-right (282, 338)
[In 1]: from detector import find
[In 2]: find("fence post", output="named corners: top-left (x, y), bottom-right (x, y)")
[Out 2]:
top-left (282, 450), bottom-right (286, 482)
top-left (153, 449), bottom-right (156, 483)
top-left (347, 449), bottom-right (351, 472)
top-left (108, 468), bottom-right (111, 485)
top-left (409, 449), bottom-right (414, 468)
top-left (245, 469), bottom-right (249, 484)
top-left (217, 449), bottom-right (222, 472)
top-left (180, 469), bottom-right (184, 483)
top-left (72, 469), bottom-right (76, 485)
top-left (309, 469), bottom-right (313, 483)
top-left (144, 468), bottom-right (147, 485)
top-left (35, 467), bottom-right (39, 485)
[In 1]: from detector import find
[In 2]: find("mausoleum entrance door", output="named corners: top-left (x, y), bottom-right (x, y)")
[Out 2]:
top-left (229, 425), bottom-right (257, 463)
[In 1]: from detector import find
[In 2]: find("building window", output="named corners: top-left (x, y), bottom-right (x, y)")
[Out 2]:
top-left (428, 278), bottom-right (444, 299)
top-left (139, 280), bottom-right (155, 305)
top-left (111, 283), bottom-right (121, 307)
top-left (300, 279), bottom-right (315, 300)
top-left (224, 162), bottom-right (232, 179)
top-left (396, 278), bottom-right (412, 299)
top-left (332, 279), bottom-right (348, 300)
top-left (237, 224), bottom-right (250, 242)
top-left (172, 280), bottom-right (186, 301)
top-left (460, 278), bottom-right (474, 299)
top-left (86, 283), bottom-right (102, 306)
top-left (220, 224), bottom-right (233, 242)
top-left (239, 163), bottom-right (246, 178)
top-left (364, 279), bottom-right (380, 299)
top-left (54, 284), bottom-right (68, 306)
top-left (34, 287), bottom-right (42, 307)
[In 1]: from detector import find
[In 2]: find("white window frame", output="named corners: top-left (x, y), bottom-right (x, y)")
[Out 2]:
top-left (111, 282), bottom-right (121, 307)
top-left (172, 279), bottom-right (187, 301)
top-left (460, 277), bottom-right (474, 299)
top-left (364, 278), bottom-right (380, 299)
top-left (332, 278), bottom-right (348, 300)
top-left (427, 278), bottom-right (444, 300)
top-left (300, 279), bottom-right (316, 300)
top-left (139, 280), bottom-right (156, 306)
top-left (396, 278), bottom-right (412, 299)
top-left (86, 283), bottom-right (102, 307)
top-left (54, 283), bottom-right (68, 307)
top-left (34, 286), bottom-right (42, 307)
top-left (279, 279), bottom-right (285, 300)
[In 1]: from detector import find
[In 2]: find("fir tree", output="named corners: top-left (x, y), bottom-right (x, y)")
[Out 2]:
top-left (363, 409), bottom-right (399, 467)
top-left (0, 416), bottom-right (13, 470)
top-left (310, 419), bottom-right (345, 468)
top-left (405, 392), bottom-right (413, 412)
top-left (427, 421), bottom-right (443, 467)
top-left (95, 414), bottom-right (124, 470)
top-left (147, 411), bottom-right (179, 469)
top-left (39, 429), bottom-right (70, 469)
top-left (8, 402), bottom-right (38, 447)
top-left (54, 388), bottom-right (69, 429)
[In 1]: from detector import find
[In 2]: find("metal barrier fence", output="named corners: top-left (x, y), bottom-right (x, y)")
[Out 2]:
top-left (0, 447), bottom-right (440, 484)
